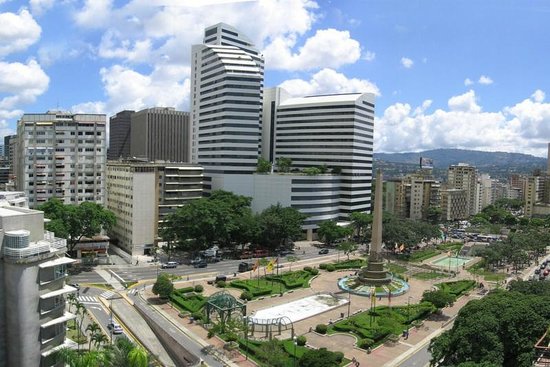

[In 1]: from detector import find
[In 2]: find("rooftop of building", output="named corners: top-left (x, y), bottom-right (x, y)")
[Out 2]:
top-left (279, 92), bottom-right (375, 107)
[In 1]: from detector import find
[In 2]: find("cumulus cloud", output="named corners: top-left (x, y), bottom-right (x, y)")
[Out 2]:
top-left (30, 0), bottom-right (55, 15)
top-left (400, 57), bottom-right (413, 69)
top-left (478, 75), bottom-right (493, 85)
top-left (376, 89), bottom-right (550, 157)
top-left (0, 9), bottom-right (41, 56)
top-left (362, 50), bottom-right (375, 62)
top-left (74, 0), bottom-right (113, 29)
top-left (0, 59), bottom-right (49, 110)
top-left (464, 78), bottom-right (474, 86)
top-left (72, 63), bottom-right (190, 117)
top-left (98, 30), bottom-right (152, 62)
top-left (278, 68), bottom-right (380, 97)
top-left (264, 28), bottom-right (361, 71)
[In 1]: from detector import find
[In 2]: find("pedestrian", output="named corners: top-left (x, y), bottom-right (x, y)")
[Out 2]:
top-left (352, 357), bottom-right (356, 364)
top-left (136, 259), bottom-right (139, 266)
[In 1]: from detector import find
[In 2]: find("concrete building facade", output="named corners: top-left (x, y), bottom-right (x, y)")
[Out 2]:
top-left (383, 173), bottom-right (440, 221)
top-left (0, 206), bottom-right (75, 367)
top-left (440, 189), bottom-right (469, 221)
top-left (130, 108), bottom-right (190, 163)
top-left (106, 161), bottom-right (203, 255)
top-left (447, 163), bottom-right (478, 216)
top-left (15, 111), bottom-right (106, 208)
top-left (107, 110), bottom-right (133, 160)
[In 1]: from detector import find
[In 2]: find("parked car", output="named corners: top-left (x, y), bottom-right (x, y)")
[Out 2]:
top-left (161, 261), bottom-right (178, 269)
top-left (215, 275), bottom-right (227, 282)
top-left (190, 257), bottom-right (203, 265)
top-left (318, 249), bottom-right (329, 255)
top-left (107, 322), bottom-right (123, 335)
top-left (194, 261), bottom-right (207, 268)
top-left (238, 262), bottom-right (253, 272)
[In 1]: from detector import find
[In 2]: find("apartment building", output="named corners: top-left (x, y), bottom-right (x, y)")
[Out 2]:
top-left (440, 188), bottom-right (469, 221)
top-left (190, 23), bottom-right (264, 174)
top-left (447, 163), bottom-right (478, 216)
top-left (384, 173), bottom-right (440, 220)
top-left (15, 111), bottom-right (106, 208)
top-left (0, 205), bottom-right (75, 367)
top-left (106, 161), bottom-right (203, 255)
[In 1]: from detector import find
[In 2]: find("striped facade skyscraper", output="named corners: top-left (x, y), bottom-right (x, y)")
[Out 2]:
top-left (190, 23), bottom-right (264, 174)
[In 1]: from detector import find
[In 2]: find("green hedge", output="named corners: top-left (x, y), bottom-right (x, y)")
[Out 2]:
top-left (170, 293), bottom-right (207, 313)
top-left (230, 280), bottom-right (272, 297)
top-left (174, 286), bottom-right (194, 294)
top-left (437, 280), bottom-right (476, 297)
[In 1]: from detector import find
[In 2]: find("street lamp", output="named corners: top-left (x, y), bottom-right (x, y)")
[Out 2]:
top-left (347, 290), bottom-right (351, 318)
top-left (406, 296), bottom-right (413, 323)
top-left (110, 298), bottom-right (113, 344)
top-left (243, 316), bottom-right (248, 360)
top-left (293, 336), bottom-right (297, 367)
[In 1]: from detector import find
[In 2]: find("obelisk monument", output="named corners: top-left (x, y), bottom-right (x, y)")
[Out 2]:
top-left (358, 169), bottom-right (391, 285)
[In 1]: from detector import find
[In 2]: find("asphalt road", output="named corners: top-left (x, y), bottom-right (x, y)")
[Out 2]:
top-left (398, 343), bottom-right (430, 367)
top-left (69, 246), bottom-right (337, 284)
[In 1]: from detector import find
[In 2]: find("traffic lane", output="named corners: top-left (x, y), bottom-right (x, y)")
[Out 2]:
top-left (398, 343), bottom-right (430, 367)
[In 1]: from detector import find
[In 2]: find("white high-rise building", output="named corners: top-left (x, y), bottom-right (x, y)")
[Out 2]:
top-left (16, 111), bottom-right (106, 208)
top-left (447, 163), bottom-right (478, 216)
top-left (190, 23), bottom-right (264, 174)
top-left (264, 90), bottom-right (376, 215)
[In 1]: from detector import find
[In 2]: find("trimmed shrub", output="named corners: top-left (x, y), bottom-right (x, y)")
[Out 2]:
top-left (226, 333), bottom-right (238, 342)
top-left (175, 286), bottom-right (194, 294)
top-left (216, 280), bottom-right (227, 288)
top-left (334, 351), bottom-right (344, 362)
top-left (325, 264), bottom-right (335, 272)
top-left (319, 263), bottom-right (328, 270)
top-left (240, 291), bottom-right (253, 301)
top-left (296, 335), bottom-right (307, 346)
top-left (192, 311), bottom-right (203, 321)
top-left (315, 324), bottom-right (328, 334)
top-left (194, 284), bottom-right (204, 293)
top-left (308, 268), bottom-right (319, 275)
top-left (303, 266), bottom-right (313, 273)
top-left (358, 338), bottom-right (375, 349)
top-left (207, 330), bottom-right (214, 338)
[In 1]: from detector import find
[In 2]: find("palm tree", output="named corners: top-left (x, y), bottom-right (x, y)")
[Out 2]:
top-left (67, 292), bottom-right (77, 313)
top-left (74, 301), bottom-right (87, 349)
top-left (92, 333), bottom-right (109, 350)
top-left (86, 322), bottom-right (101, 350)
top-left (54, 347), bottom-right (109, 367)
top-left (108, 336), bottom-right (149, 367)
top-left (127, 347), bottom-right (149, 367)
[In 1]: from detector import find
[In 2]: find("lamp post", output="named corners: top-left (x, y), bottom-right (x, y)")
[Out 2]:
top-left (406, 296), bottom-right (413, 323)
top-left (293, 336), bottom-right (297, 367)
top-left (110, 298), bottom-right (114, 345)
top-left (243, 316), bottom-right (248, 360)
top-left (347, 290), bottom-right (351, 318)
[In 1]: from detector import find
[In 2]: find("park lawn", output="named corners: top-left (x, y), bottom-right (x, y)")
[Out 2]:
top-left (239, 339), bottom-right (347, 367)
top-left (413, 271), bottom-right (448, 280)
top-left (468, 267), bottom-right (507, 282)
top-left (435, 280), bottom-right (476, 298)
top-left (231, 269), bottom-right (317, 298)
top-left (437, 242), bottom-right (464, 252)
top-left (67, 327), bottom-right (87, 345)
top-left (408, 249), bottom-right (441, 262)
top-left (329, 303), bottom-right (436, 349)
top-left (170, 291), bottom-right (207, 313)
top-left (387, 263), bottom-right (407, 274)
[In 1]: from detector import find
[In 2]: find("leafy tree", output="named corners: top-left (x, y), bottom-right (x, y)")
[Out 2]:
top-left (276, 157), bottom-right (292, 173)
top-left (38, 198), bottom-right (116, 253)
top-left (319, 164), bottom-right (328, 174)
top-left (286, 255), bottom-right (299, 271)
top-left (260, 340), bottom-right (287, 367)
top-left (54, 348), bottom-right (110, 367)
top-left (429, 290), bottom-right (550, 367)
top-left (86, 322), bottom-right (101, 350)
top-left (317, 220), bottom-right (345, 245)
top-left (331, 166), bottom-right (342, 174)
top-left (421, 289), bottom-right (455, 309)
top-left (349, 211), bottom-right (372, 245)
top-left (258, 204), bottom-right (306, 249)
top-left (257, 157), bottom-right (272, 173)
top-left (337, 241), bottom-right (358, 260)
top-left (425, 206), bottom-right (442, 224)
top-left (382, 213), bottom-right (440, 251)
top-left (298, 347), bottom-right (341, 367)
top-left (302, 167), bottom-right (321, 175)
top-left (152, 273), bottom-right (174, 299)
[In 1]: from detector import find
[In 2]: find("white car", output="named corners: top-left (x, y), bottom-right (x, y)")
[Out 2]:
top-left (107, 322), bottom-right (124, 335)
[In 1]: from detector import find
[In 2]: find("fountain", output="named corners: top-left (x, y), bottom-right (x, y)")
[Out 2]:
top-left (338, 170), bottom-right (409, 297)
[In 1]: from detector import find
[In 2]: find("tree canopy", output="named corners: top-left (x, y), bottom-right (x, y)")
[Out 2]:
top-left (257, 204), bottom-right (306, 249)
top-left (429, 288), bottom-right (550, 367)
top-left (38, 198), bottom-right (116, 253)
top-left (317, 220), bottom-right (349, 245)
top-left (381, 213), bottom-right (440, 250)
top-left (152, 273), bottom-right (174, 299)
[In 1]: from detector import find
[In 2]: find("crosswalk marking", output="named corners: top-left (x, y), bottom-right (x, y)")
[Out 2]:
top-left (100, 290), bottom-right (117, 300)
top-left (78, 295), bottom-right (98, 303)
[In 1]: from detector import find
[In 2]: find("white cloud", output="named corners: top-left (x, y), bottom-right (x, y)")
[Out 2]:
top-left (448, 90), bottom-right (481, 113)
top-left (278, 68), bottom-right (380, 97)
top-left (0, 9), bottom-right (41, 56)
top-left (0, 60), bottom-right (49, 110)
top-left (30, 0), bottom-right (55, 15)
top-left (362, 50), bottom-right (375, 62)
top-left (264, 28), bottom-right (361, 71)
top-left (464, 78), bottom-right (474, 86)
top-left (376, 89), bottom-right (550, 157)
top-left (98, 30), bottom-right (152, 62)
top-left (72, 63), bottom-right (190, 117)
top-left (478, 75), bottom-right (493, 85)
top-left (74, 0), bottom-right (113, 29)
top-left (400, 57), bottom-right (413, 69)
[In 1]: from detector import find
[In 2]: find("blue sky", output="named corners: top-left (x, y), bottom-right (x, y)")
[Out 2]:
top-left (1, 0), bottom-right (550, 156)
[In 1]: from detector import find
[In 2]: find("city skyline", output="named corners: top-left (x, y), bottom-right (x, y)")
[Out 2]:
top-left (1, 0), bottom-right (550, 156)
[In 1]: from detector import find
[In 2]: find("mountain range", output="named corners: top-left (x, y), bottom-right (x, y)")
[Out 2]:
top-left (374, 148), bottom-right (547, 180)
